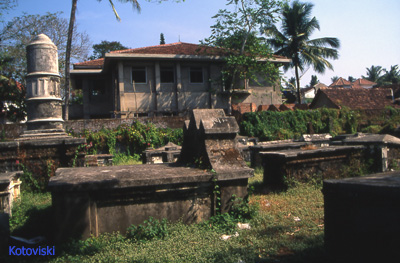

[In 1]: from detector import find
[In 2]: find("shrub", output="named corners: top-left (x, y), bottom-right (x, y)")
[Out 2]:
top-left (18, 159), bottom-right (58, 192)
top-left (126, 217), bottom-right (169, 242)
top-left (204, 195), bottom-right (258, 234)
top-left (75, 121), bottom-right (183, 157)
top-left (240, 108), bottom-right (362, 140)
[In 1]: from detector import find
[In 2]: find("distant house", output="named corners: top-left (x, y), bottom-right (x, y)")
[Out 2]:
top-left (301, 82), bottom-right (328, 103)
top-left (309, 87), bottom-right (399, 110)
top-left (329, 77), bottom-right (352, 88)
top-left (71, 42), bottom-right (290, 119)
top-left (352, 78), bottom-right (377, 89)
top-left (328, 77), bottom-right (377, 89)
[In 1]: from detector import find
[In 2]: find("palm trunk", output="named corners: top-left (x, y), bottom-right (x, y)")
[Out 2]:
top-left (63, 0), bottom-right (78, 121)
top-left (295, 65), bottom-right (301, 104)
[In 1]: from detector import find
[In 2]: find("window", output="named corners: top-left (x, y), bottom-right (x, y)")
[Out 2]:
top-left (132, 67), bottom-right (147, 84)
top-left (161, 67), bottom-right (175, 83)
top-left (190, 67), bottom-right (203, 83)
top-left (91, 79), bottom-right (106, 96)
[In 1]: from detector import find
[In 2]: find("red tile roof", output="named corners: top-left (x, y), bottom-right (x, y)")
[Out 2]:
top-left (352, 78), bottom-right (377, 89)
top-left (310, 87), bottom-right (398, 110)
top-left (110, 42), bottom-right (227, 56)
top-left (329, 77), bottom-right (352, 87)
top-left (74, 42), bottom-right (289, 69)
top-left (74, 58), bottom-right (104, 68)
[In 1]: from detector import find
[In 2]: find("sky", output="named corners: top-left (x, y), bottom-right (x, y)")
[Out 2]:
top-left (3, 0), bottom-right (400, 86)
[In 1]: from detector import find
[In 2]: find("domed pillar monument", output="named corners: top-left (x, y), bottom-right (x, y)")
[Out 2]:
top-left (9, 34), bottom-right (86, 169)
top-left (21, 34), bottom-right (66, 137)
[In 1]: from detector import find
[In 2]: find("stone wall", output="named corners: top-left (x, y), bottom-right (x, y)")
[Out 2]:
top-left (0, 138), bottom-right (85, 190)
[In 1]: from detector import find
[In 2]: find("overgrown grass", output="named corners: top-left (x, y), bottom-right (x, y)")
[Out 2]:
top-left (4, 168), bottom-right (326, 263)
top-left (9, 191), bottom-right (52, 235)
top-left (112, 152), bottom-right (142, 166)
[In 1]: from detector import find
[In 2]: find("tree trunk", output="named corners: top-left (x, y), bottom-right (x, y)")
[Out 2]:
top-left (63, 0), bottom-right (78, 121)
top-left (295, 65), bottom-right (301, 104)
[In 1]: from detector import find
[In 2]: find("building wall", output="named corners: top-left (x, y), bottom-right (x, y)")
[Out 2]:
top-left (73, 74), bottom-right (114, 119)
top-left (72, 59), bottom-right (283, 118)
top-left (119, 61), bottom-right (218, 116)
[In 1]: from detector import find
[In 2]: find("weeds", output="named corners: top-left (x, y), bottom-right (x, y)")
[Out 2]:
top-left (5, 180), bottom-right (326, 263)
top-left (126, 217), bottom-right (169, 242)
top-left (113, 152), bottom-right (141, 165)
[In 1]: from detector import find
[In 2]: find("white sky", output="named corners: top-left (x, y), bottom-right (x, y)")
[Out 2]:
top-left (3, 0), bottom-right (400, 87)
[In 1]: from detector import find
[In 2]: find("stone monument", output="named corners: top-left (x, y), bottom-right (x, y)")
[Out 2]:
top-left (0, 34), bottom-right (85, 172)
top-left (20, 33), bottom-right (66, 138)
top-left (48, 109), bottom-right (253, 242)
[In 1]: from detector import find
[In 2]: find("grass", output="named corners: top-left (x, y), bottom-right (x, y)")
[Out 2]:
top-left (112, 152), bottom-right (142, 166)
top-left (4, 168), bottom-right (326, 262)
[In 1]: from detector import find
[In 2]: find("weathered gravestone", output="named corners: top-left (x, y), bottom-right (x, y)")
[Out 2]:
top-left (324, 172), bottom-right (400, 262)
top-left (0, 171), bottom-right (22, 216)
top-left (49, 109), bottom-right (253, 242)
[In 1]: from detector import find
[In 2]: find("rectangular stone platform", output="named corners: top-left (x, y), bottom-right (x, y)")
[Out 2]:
top-left (260, 145), bottom-right (365, 185)
top-left (324, 171), bottom-right (400, 262)
top-left (48, 163), bottom-right (250, 242)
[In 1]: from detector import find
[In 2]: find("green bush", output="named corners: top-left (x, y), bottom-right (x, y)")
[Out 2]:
top-left (126, 217), bottom-right (169, 242)
top-left (72, 121), bottom-right (183, 156)
top-left (240, 108), bottom-right (362, 140)
top-left (204, 195), bottom-right (258, 234)
top-left (18, 159), bottom-right (57, 192)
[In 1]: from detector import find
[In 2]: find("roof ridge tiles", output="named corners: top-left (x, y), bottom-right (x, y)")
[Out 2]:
top-left (110, 42), bottom-right (195, 54)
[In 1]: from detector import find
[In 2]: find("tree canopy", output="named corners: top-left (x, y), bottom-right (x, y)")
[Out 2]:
top-left (89, 40), bottom-right (129, 60)
top-left (203, 0), bottom-right (284, 90)
top-left (160, 33), bottom-right (165, 45)
top-left (0, 12), bottom-right (91, 83)
top-left (266, 0), bottom-right (340, 103)
top-left (0, 53), bottom-right (26, 122)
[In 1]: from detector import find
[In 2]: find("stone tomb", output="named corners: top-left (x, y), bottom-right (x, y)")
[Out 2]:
top-left (324, 172), bottom-right (400, 262)
top-left (0, 171), bottom-right (22, 216)
top-left (49, 109), bottom-right (253, 242)
top-left (260, 145), bottom-right (365, 185)
top-left (143, 142), bottom-right (181, 164)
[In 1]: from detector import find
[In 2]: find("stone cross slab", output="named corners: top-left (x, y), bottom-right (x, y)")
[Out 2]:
top-left (48, 109), bottom-right (253, 242)
top-left (179, 109), bottom-right (253, 180)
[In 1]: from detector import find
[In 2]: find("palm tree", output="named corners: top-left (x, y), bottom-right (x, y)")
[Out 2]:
top-left (64, 0), bottom-right (140, 120)
top-left (307, 75), bottom-right (318, 88)
top-left (348, 76), bottom-right (356, 82)
top-left (362, 65), bottom-right (383, 85)
top-left (266, 1), bottom-right (340, 104)
top-left (383, 65), bottom-right (400, 84)
top-left (331, 76), bottom-right (339, 83)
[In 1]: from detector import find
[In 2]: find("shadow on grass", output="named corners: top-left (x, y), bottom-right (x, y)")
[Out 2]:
top-left (11, 205), bottom-right (54, 240)
top-left (249, 180), bottom-right (288, 196)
